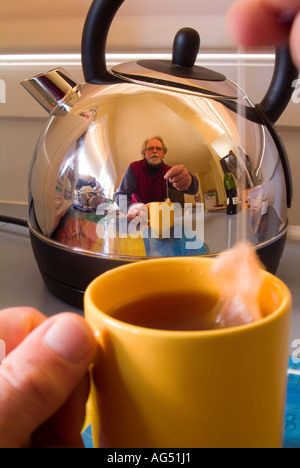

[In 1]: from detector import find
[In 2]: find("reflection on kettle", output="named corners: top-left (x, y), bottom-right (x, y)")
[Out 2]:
top-left (220, 150), bottom-right (258, 189)
top-left (20, 0), bottom-right (299, 307)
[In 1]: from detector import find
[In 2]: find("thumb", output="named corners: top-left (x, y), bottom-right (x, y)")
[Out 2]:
top-left (0, 313), bottom-right (97, 448)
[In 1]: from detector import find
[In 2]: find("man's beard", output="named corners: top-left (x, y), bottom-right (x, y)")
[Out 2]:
top-left (148, 154), bottom-right (162, 166)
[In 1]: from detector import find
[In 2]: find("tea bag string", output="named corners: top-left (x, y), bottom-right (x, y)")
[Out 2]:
top-left (236, 45), bottom-right (248, 245)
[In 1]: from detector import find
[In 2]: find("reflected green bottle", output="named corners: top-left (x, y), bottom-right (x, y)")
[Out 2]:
top-left (224, 173), bottom-right (238, 215)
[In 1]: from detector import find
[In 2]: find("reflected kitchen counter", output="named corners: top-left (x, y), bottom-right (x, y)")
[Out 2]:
top-left (0, 203), bottom-right (299, 353)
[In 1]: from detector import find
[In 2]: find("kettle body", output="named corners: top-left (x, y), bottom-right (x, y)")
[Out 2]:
top-left (22, 0), bottom-right (298, 307)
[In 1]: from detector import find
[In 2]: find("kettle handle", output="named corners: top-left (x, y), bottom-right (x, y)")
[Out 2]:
top-left (82, 0), bottom-right (299, 113)
top-left (256, 46), bottom-right (298, 209)
top-left (257, 45), bottom-right (299, 124)
top-left (82, 0), bottom-right (125, 84)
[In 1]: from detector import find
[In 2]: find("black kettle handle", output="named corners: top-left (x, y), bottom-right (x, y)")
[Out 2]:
top-left (82, 0), bottom-right (125, 84)
top-left (256, 46), bottom-right (298, 209)
top-left (257, 45), bottom-right (299, 124)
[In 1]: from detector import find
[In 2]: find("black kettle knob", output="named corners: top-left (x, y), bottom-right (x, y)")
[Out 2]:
top-left (172, 28), bottom-right (200, 69)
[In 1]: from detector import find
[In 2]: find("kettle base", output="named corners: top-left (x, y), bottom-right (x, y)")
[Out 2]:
top-left (39, 270), bottom-right (85, 310)
top-left (29, 226), bottom-right (287, 310)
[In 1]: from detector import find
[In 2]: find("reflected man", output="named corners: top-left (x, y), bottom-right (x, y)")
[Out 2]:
top-left (116, 136), bottom-right (199, 221)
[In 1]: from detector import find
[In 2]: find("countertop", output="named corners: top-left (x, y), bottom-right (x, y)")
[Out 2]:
top-left (0, 203), bottom-right (299, 354)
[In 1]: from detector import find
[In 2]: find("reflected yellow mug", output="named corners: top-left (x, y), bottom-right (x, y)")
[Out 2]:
top-left (84, 257), bottom-right (291, 448)
top-left (147, 201), bottom-right (175, 238)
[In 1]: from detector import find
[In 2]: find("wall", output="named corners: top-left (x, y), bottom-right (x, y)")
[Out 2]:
top-left (0, 0), bottom-right (234, 53)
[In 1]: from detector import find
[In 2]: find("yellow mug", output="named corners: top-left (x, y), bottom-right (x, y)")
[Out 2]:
top-left (147, 201), bottom-right (175, 238)
top-left (84, 257), bottom-right (291, 448)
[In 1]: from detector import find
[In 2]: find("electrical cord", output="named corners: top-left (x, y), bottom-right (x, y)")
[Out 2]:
top-left (0, 215), bottom-right (29, 228)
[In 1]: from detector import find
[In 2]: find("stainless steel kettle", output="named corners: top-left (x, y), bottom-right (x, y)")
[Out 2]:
top-left (21, 0), bottom-right (299, 307)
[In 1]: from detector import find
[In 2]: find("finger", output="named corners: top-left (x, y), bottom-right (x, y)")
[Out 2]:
top-left (33, 373), bottom-right (91, 448)
top-left (0, 307), bottom-right (46, 354)
top-left (0, 313), bottom-right (97, 448)
top-left (227, 0), bottom-right (293, 46)
top-left (129, 210), bottom-right (140, 221)
top-left (263, 0), bottom-right (300, 10)
top-left (170, 172), bottom-right (187, 184)
top-left (173, 180), bottom-right (189, 191)
top-left (291, 10), bottom-right (300, 67)
top-left (164, 166), bottom-right (184, 180)
top-left (172, 173), bottom-right (192, 191)
top-left (166, 168), bottom-right (189, 186)
top-left (134, 205), bottom-right (148, 217)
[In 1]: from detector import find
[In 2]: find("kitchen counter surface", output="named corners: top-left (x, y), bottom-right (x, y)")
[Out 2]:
top-left (1, 203), bottom-right (300, 354)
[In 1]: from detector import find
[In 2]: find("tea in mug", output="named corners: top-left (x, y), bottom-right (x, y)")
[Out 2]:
top-left (108, 290), bottom-right (220, 331)
top-left (107, 243), bottom-right (267, 331)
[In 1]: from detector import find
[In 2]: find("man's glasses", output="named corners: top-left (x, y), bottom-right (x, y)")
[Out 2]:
top-left (146, 146), bottom-right (164, 152)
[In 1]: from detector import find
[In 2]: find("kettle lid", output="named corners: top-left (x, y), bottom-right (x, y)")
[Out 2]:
top-left (111, 28), bottom-right (240, 100)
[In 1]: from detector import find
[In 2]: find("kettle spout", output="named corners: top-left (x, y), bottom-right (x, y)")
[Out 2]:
top-left (21, 68), bottom-right (81, 115)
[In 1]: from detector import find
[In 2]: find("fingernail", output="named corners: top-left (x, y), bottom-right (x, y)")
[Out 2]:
top-left (43, 316), bottom-right (94, 364)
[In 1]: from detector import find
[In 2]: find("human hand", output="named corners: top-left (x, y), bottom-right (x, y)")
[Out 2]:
top-left (0, 307), bottom-right (97, 448)
top-left (165, 165), bottom-right (193, 192)
top-left (127, 203), bottom-right (149, 223)
top-left (227, 0), bottom-right (300, 69)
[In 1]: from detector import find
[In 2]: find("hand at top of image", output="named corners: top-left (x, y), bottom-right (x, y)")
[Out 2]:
top-left (227, 0), bottom-right (300, 68)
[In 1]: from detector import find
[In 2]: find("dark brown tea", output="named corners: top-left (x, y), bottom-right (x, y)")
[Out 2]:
top-left (108, 291), bottom-right (219, 331)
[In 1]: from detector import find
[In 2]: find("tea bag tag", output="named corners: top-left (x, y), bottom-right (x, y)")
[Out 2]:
top-left (211, 242), bottom-right (265, 328)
